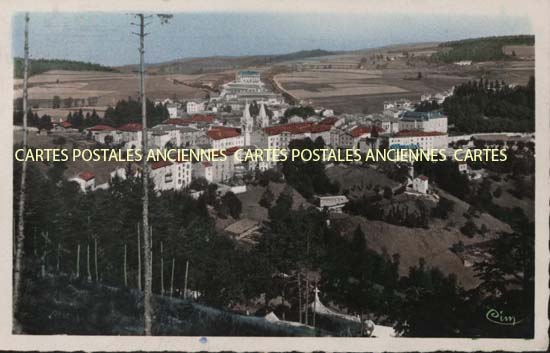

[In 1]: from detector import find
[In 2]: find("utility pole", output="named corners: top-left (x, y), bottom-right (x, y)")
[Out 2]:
top-left (13, 12), bottom-right (30, 333)
top-left (132, 13), bottom-right (153, 335)
top-left (131, 11), bottom-right (172, 336)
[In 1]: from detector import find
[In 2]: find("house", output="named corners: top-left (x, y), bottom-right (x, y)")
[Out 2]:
top-left (224, 218), bottom-right (260, 240)
top-left (69, 171), bottom-right (96, 193)
top-left (412, 175), bottom-right (429, 194)
top-left (166, 103), bottom-right (179, 118)
top-left (350, 126), bottom-right (384, 148)
top-left (118, 123), bottom-right (143, 144)
top-left (87, 124), bottom-right (120, 145)
top-left (315, 195), bottom-right (349, 213)
top-left (458, 161), bottom-right (468, 173)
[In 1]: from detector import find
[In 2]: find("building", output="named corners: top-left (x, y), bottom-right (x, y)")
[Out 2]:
top-left (166, 103), bottom-right (179, 118)
top-left (207, 126), bottom-right (243, 150)
top-left (388, 130), bottom-right (448, 150)
top-left (87, 124), bottom-right (119, 144)
top-left (315, 195), bottom-right (349, 213)
top-left (186, 100), bottom-right (205, 114)
top-left (399, 111), bottom-right (448, 133)
top-left (193, 161), bottom-right (214, 183)
top-left (412, 175), bottom-right (429, 194)
top-left (236, 70), bottom-right (261, 84)
top-left (150, 160), bottom-right (192, 191)
top-left (69, 171), bottom-right (96, 193)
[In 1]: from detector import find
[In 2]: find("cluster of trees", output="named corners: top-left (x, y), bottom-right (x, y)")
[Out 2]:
top-left (66, 109), bottom-right (101, 130)
top-left (282, 106), bottom-right (315, 121)
top-left (432, 35), bottom-right (534, 63)
top-left (442, 77), bottom-right (535, 133)
top-left (103, 98), bottom-right (169, 128)
top-left (14, 58), bottom-right (115, 79)
top-left (13, 110), bottom-right (53, 130)
top-left (281, 138), bottom-right (339, 199)
top-left (14, 151), bottom-right (534, 337)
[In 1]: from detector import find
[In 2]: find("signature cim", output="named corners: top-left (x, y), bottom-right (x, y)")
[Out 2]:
top-left (485, 308), bottom-right (523, 326)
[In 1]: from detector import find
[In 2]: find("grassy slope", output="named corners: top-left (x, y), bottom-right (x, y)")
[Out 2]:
top-left (19, 274), bottom-right (319, 336)
top-left (433, 35), bottom-right (534, 63)
top-left (14, 57), bottom-right (115, 78)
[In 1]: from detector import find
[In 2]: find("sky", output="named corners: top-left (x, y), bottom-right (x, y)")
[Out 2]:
top-left (11, 11), bottom-right (533, 67)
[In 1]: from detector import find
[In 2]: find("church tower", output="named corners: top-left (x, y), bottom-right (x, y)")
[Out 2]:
top-left (241, 102), bottom-right (253, 146)
top-left (258, 102), bottom-right (269, 128)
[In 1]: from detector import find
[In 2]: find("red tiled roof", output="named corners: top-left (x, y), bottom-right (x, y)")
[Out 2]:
top-left (418, 175), bottom-right (429, 181)
top-left (207, 127), bottom-right (241, 140)
top-left (190, 114), bottom-right (215, 123)
top-left (263, 122), bottom-right (313, 136)
top-left (319, 117), bottom-right (339, 126)
top-left (118, 123), bottom-right (142, 132)
top-left (88, 124), bottom-right (115, 131)
top-left (202, 161), bottom-right (212, 167)
top-left (310, 124), bottom-right (332, 133)
top-left (350, 126), bottom-right (384, 138)
top-left (59, 121), bottom-right (72, 128)
top-left (151, 160), bottom-right (173, 170)
top-left (394, 130), bottom-right (446, 137)
top-left (165, 118), bottom-right (188, 126)
top-left (225, 146), bottom-right (240, 156)
top-left (79, 171), bottom-right (95, 181)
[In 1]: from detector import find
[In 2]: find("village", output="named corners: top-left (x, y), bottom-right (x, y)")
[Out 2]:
top-left (21, 70), bottom-right (531, 199)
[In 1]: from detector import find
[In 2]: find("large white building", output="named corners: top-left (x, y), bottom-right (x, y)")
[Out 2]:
top-left (207, 126), bottom-right (243, 150)
top-left (398, 111), bottom-right (448, 133)
top-left (150, 160), bottom-right (192, 191)
top-left (388, 130), bottom-right (448, 150)
top-left (186, 100), bottom-right (205, 114)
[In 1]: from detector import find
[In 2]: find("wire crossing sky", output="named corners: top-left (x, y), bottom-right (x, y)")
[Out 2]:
top-left (11, 12), bottom-right (532, 67)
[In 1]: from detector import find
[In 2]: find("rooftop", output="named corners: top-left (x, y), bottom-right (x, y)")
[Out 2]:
top-left (400, 111), bottom-right (446, 121)
top-left (207, 127), bottom-right (241, 140)
top-left (393, 130), bottom-right (447, 138)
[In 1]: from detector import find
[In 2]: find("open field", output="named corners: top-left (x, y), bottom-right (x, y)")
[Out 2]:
top-left (14, 70), bottom-right (211, 109)
top-left (268, 40), bottom-right (534, 113)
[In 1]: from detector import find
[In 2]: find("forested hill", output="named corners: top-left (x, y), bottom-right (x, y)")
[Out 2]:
top-left (432, 35), bottom-right (534, 63)
top-left (14, 58), bottom-right (116, 78)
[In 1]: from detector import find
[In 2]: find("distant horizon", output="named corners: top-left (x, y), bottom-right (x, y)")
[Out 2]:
top-left (12, 12), bottom-right (533, 67)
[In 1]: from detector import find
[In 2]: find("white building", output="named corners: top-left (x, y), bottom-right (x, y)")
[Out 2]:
top-left (150, 160), bottom-right (192, 191)
top-left (399, 111), bottom-right (448, 133)
top-left (412, 175), bottom-right (429, 194)
top-left (69, 171), bottom-right (96, 193)
top-left (389, 130), bottom-right (448, 150)
top-left (207, 126), bottom-right (243, 150)
top-left (236, 70), bottom-right (261, 84)
top-left (186, 100), bottom-right (205, 114)
top-left (87, 125), bottom-right (120, 145)
top-left (316, 195), bottom-right (349, 213)
top-left (167, 103), bottom-right (179, 118)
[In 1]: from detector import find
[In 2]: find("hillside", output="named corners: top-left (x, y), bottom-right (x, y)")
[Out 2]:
top-left (432, 35), bottom-right (534, 63)
top-left (19, 274), bottom-right (320, 336)
top-left (133, 49), bottom-right (338, 75)
top-left (14, 58), bottom-right (116, 78)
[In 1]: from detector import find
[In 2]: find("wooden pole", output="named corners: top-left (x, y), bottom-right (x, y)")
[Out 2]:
top-left (56, 243), bottom-right (61, 272)
top-left (94, 237), bottom-right (99, 282)
top-left (124, 243), bottom-right (128, 287)
top-left (183, 260), bottom-right (189, 299)
top-left (76, 243), bottom-right (80, 278)
top-left (305, 274), bottom-right (309, 325)
top-left (160, 241), bottom-right (164, 295)
top-left (170, 258), bottom-right (175, 298)
top-left (87, 243), bottom-right (91, 282)
top-left (13, 13), bottom-right (30, 332)
top-left (312, 281), bottom-right (317, 328)
top-left (137, 223), bottom-right (141, 291)
top-left (298, 272), bottom-right (302, 323)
